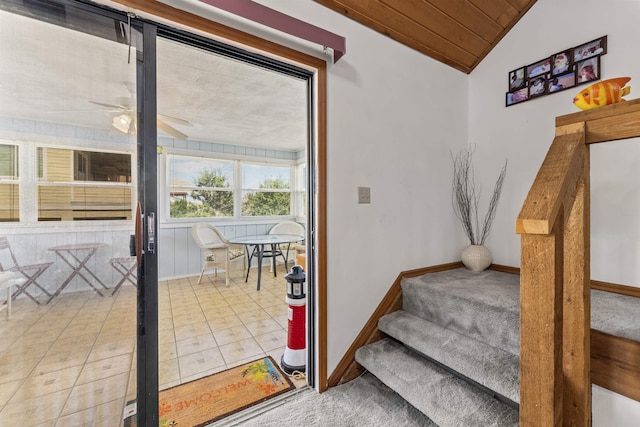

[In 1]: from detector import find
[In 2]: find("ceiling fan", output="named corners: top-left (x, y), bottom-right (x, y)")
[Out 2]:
top-left (90, 83), bottom-right (191, 140)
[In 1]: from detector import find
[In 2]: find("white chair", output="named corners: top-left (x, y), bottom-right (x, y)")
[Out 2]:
top-left (268, 221), bottom-right (306, 270)
top-left (191, 223), bottom-right (245, 286)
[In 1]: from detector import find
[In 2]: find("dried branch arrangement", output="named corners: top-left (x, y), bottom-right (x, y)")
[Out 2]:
top-left (452, 148), bottom-right (507, 245)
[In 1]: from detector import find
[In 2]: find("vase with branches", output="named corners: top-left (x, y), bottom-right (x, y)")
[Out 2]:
top-left (452, 147), bottom-right (507, 271)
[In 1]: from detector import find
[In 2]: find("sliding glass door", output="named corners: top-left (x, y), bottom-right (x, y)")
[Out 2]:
top-left (0, 1), bottom-right (156, 424)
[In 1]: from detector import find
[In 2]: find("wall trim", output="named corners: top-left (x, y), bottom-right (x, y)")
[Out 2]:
top-left (490, 264), bottom-right (640, 298)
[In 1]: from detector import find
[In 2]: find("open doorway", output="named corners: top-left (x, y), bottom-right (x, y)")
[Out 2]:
top-left (154, 24), bottom-right (316, 418)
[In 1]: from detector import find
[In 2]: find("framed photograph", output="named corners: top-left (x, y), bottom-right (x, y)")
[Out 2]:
top-left (551, 50), bottom-right (572, 76)
top-left (508, 67), bottom-right (526, 91)
top-left (548, 72), bottom-right (576, 93)
top-left (506, 87), bottom-right (529, 107)
top-left (573, 36), bottom-right (607, 62)
top-left (526, 57), bottom-right (551, 79)
top-left (529, 75), bottom-right (547, 98)
top-left (576, 56), bottom-right (600, 85)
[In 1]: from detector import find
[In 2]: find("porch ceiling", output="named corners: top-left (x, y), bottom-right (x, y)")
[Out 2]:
top-left (0, 8), bottom-right (307, 151)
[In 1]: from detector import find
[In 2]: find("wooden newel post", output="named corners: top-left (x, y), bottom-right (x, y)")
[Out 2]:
top-left (520, 227), bottom-right (564, 426)
top-left (517, 122), bottom-right (590, 426)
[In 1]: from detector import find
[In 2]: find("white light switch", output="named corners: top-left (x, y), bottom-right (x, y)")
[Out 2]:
top-left (358, 187), bottom-right (371, 204)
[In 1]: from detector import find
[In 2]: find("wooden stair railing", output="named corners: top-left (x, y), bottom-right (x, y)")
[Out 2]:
top-left (517, 98), bottom-right (640, 427)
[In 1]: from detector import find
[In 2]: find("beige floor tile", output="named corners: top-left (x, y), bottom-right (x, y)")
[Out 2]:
top-left (255, 330), bottom-right (289, 352)
top-left (172, 312), bottom-right (207, 328)
top-left (11, 365), bottom-right (82, 401)
top-left (55, 397), bottom-right (123, 427)
top-left (1, 339), bottom-right (54, 362)
top-left (218, 337), bottom-right (264, 364)
top-left (231, 301), bottom-right (262, 314)
top-left (159, 358), bottom-right (180, 388)
top-left (208, 314), bottom-right (243, 332)
top-left (178, 347), bottom-right (225, 379)
top-left (87, 338), bottom-right (135, 363)
top-left (263, 303), bottom-right (289, 318)
top-left (213, 325), bottom-right (253, 346)
top-left (174, 320), bottom-right (211, 339)
top-left (176, 333), bottom-right (217, 358)
top-left (0, 379), bottom-right (21, 407)
top-left (159, 341), bottom-right (178, 362)
top-left (0, 357), bottom-right (40, 383)
top-left (244, 318), bottom-right (283, 337)
top-left (60, 372), bottom-right (128, 416)
top-left (0, 387), bottom-right (70, 425)
top-left (33, 348), bottom-right (89, 376)
top-left (76, 353), bottom-right (132, 385)
top-left (236, 308), bottom-right (273, 324)
top-left (273, 314), bottom-right (289, 330)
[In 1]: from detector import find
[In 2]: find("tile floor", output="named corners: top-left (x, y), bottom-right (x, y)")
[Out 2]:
top-left (0, 265), bottom-right (304, 426)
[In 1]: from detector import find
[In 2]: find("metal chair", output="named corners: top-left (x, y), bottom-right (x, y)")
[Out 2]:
top-left (268, 221), bottom-right (306, 270)
top-left (0, 237), bottom-right (53, 305)
top-left (109, 256), bottom-right (137, 296)
top-left (191, 224), bottom-right (245, 286)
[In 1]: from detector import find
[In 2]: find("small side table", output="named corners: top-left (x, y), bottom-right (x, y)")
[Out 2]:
top-left (0, 271), bottom-right (16, 319)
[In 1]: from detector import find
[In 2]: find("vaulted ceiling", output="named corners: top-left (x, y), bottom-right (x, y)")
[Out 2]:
top-left (313, 0), bottom-right (537, 74)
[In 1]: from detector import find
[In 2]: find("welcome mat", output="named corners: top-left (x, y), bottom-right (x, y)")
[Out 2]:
top-left (124, 356), bottom-right (294, 427)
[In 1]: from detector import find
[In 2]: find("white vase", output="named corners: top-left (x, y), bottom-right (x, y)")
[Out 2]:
top-left (461, 244), bottom-right (492, 272)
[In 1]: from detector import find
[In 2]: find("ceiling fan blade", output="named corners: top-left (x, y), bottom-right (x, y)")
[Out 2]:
top-left (158, 113), bottom-right (192, 126)
top-left (89, 100), bottom-right (124, 110)
top-left (157, 119), bottom-right (188, 140)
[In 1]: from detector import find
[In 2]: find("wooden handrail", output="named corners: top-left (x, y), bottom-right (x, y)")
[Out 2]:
top-left (517, 99), bottom-right (640, 426)
top-left (516, 123), bottom-right (585, 235)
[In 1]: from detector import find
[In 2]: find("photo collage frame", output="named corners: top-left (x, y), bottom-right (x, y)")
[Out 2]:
top-left (506, 35), bottom-right (607, 107)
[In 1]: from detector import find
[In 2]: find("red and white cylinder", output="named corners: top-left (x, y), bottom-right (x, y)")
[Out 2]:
top-left (281, 265), bottom-right (306, 374)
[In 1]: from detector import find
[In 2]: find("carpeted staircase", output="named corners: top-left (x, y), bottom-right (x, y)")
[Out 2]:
top-left (355, 268), bottom-right (640, 426)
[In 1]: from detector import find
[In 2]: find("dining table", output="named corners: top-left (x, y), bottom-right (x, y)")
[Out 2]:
top-left (228, 234), bottom-right (304, 290)
top-left (48, 242), bottom-right (109, 303)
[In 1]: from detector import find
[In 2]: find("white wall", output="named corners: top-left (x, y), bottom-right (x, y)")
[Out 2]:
top-left (469, 0), bottom-right (640, 288)
top-left (469, 0), bottom-right (640, 424)
top-left (251, 0), bottom-right (469, 376)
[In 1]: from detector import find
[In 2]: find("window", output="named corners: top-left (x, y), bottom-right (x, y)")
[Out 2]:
top-left (241, 163), bottom-right (291, 216)
top-left (37, 147), bottom-right (132, 221)
top-left (167, 154), bottom-right (297, 220)
top-left (0, 143), bottom-right (19, 222)
top-left (169, 156), bottom-right (235, 218)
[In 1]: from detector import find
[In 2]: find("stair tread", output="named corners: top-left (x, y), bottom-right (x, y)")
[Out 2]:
top-left (402, 268), bottom-right (521, 355)
top-left (380, 310), bottom-right (520, 404)
top-left (356, 338), bottom-right (519, 427)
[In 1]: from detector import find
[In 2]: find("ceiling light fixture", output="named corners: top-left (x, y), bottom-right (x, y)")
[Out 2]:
top-left (112, 113), bottom-right (133, 134)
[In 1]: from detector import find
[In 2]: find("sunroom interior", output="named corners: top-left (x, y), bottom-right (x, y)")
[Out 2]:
top-left (0, 4), bottom-right (309, 424)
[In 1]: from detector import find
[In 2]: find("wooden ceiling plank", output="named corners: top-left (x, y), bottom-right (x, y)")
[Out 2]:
top-left (314, 0), bottom-right (476, 71)
top-left (379, 0), bottom-right (490, 56)
top-left (426, 0), bottom-right (503, 42)
top-left (469, 0), bottom-right (513, 23)
top-left (506, 0), bottom-right (534, 12)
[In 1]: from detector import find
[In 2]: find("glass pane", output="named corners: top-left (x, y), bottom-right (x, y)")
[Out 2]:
top-left (241, 163), bottom-right (290, 216)
top-left (242, 191), bottom-right (291, 216)
top-left (0, 3), bottom-right (139, 425)
top-left (169, 156), bottom-right (234, 218)
top-left (0, 144), bottom-right (18, 177)
top-left (242, 163), bottom-right (290, 190)
top-left (0, 183), bottom-right (19, 221)
top-left (37, 148), bottom-right (132, 221)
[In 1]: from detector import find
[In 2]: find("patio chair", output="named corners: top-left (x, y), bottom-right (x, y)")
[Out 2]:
top-left (268, 221), bottom-right (306, 270)
top-left (0, 236), bottom-right (53, 305)
top-left (191, 224), bottom-right (245, 286)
